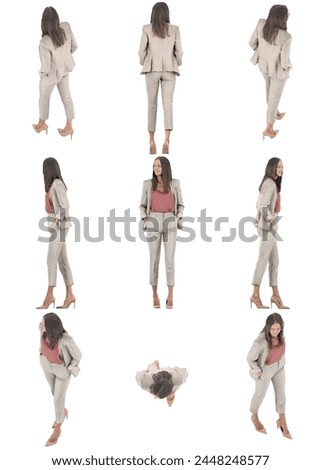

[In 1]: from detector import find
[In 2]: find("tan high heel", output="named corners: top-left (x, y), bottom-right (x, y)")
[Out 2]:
top-left (276, 111), bottom-right (286, 120)
top-left (58, 127), bottom-right (74, 140)
top-left (33, 122), bottom-right (48, 134)
top-left (262, 129), bottom-right (279, 140)
top-left (57, 295), bottom-right (76, 309)
top-left (153, 296), bottom-right (160, 308)
top-left (276, 418), bottom-right (292, 439)
top-left (36, 296), bottom-right (56, 309)
top-left (270, 296), bottom-right (289, 309)
top-left (52, 408), bottom-right (68, 428)
top-left (251, 414), bottom-right (267, 434)
top-left (149, 141), bottom-right (157, 154)
top-left (45, 425), bottom-right (61, 447)
top-left (162, 140), bottom-right (169, 154)
top-left (166, 297), bottom-right (173, 309)
top-left (250, 296), bottom-right (269, 309)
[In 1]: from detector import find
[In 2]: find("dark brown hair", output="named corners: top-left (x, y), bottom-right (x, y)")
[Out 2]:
top-left (150, 371), bottom-right (174, 398)
top-left (258, 157), bottom-right (282, 193)
top-left (42, 312), bottom-right (66, 349)
top-left (41, 6), bottom-right (66, 48)
top-left (261, 313), bottom-right (285, 349)
top-left (151, 157), bottom-right (172, 193)
top-left (43, 157), bottom-right (67, 193)
top-left (150, 2), bottom-right (170, 38)
top-left (263, 5), bottom-right (288, 44)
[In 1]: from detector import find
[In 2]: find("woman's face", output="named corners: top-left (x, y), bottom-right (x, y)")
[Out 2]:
top-left (270, 323), bottom-right (281, 338)
top-left (276, 160), bottom-right (283, 178)
top-left (153, 159), bottom-right (162, 177)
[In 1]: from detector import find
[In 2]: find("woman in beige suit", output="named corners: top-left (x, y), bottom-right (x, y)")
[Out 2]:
top-left (250, 158), bottom-right (289, 309)
top-left (37, 158), bottom-right (76, 310)
top-left (139, 2), bottom-right (183, 154)
top-left (40, 313), bottom-right (82, 446)
top-left (33, 7), bottom-right (77, 139)
top-left (247, 313), bottom-right (291, 439)
top-left (140, 156), bottom-right (184, 308)
top-left (249, 5), bottom-right (291, 139)
top-left (136, 360), bottom-right (188, 407)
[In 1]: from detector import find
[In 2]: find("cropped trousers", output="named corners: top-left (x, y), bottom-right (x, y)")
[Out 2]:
top-left (39, 73), bottom-right (75, 120)
top-left (47, 222), bottom-right (74, 287)
top-left (262, 73), bottom-right (286, 124)
top-left (145, 72), bottom-right (176, 132)
top-left (40, 354), bottom-right (71, 424)
top-left (252, 228), bottom-right (279, 286)
top-left (145, 212), bottom-right (177, 286)
top-left (250, 359), bottom-right (286, 414)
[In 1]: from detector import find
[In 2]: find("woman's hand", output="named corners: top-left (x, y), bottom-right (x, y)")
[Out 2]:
top-left (167, 392), bottom-right (175, 407)
top-left (55, 218), bottom-right (60, 225)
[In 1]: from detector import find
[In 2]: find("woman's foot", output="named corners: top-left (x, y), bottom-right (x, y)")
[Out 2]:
top-left (276, 111), bottom-right (286, 120)
top-left (250, 295), bottom-right (269, 309)
top-left (153, 295), bottom-right (160, 308)
top-left (45, 424), bottom-right (61, 447)
top-left (166, 296), bottom-right (173, 309)
top-left (36, 295), bottom-right (55, 309)
top-left (149, 141), bottom-right (157, 154)
top-left (33, 120), bottom-right (48, 134)
top-left (58, 126), bottom-right (74, 140)
top-left (57, 295), bottom-right (76, 309)
top-left (263, 128), bottom-right (279, 140)
top-left (162, 140), bottom-right (169, 154)
top-left (251, 414), bottom-right (267, 434)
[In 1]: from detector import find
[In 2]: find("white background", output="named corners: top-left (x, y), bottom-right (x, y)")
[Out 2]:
top-left (1, 0), bottom-right (320, 468)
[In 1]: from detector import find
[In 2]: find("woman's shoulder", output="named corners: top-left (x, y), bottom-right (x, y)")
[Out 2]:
top-left (279, 29), bottom-right (292, 41)
top-left (60, 22), bottom-right (71, 32)
top-left (261, 178), bottom-right (276, 190)
top-left (171, 178), bottom-right (181, 186)
top-left (257, 18), bottom-right (266, 29)
top-left (52, 178), bottom-right (65, 189)
top-left (254, 332), bottom-right (267, 346)
top-left (40, 35), bottom-right (52, 48)
top-left (142, 24), bottom-right (152, 32)
top-left (168, 24), bottom-right (180, 32)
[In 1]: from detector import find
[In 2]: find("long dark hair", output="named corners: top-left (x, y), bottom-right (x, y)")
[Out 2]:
top-left (150, 371), bottom-right (174, 398)
top-left (261, 313), bottom-right (285, 349)
top-left (263, 5), bottom-right (288, 44)
top-left (41, 6), bottom-right (66, 48)
top-left (43, 157), bottom-right (67, 193)
top-left (150, 2), bottom-right (170, 38)
top-left (42, 312), bottom-right (66, 349)
top-left (151, 157), bottom-right (172, 193)
top-left (258, 157), bottom-right (282, 193)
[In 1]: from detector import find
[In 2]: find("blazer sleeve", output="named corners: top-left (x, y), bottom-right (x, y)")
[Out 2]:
top-left (39, 42), bottom-right (51, 77)
top-left (280, 36), bottom-right (292, 71)
top-left (258, 179), bottom-right (276, 222)
top-left (138, 27), bottom-right (148, 65)
top-left (174, 27), bottom-right (183, 66)
top-left (69, 24), bottom-right (78, 54)
top-left (52, 180), bottom-right (69, 221)
top-left (172, 367), bottom-right (188, 386)
top-left (249, 23), bottom-right (259, 50)
top-left (136, 362), bottom-right (159, 391)
top-left (65, 336), bottom-right (82, 373)
top-left (139, 181), bottom-right (149, 219)
top-left (247, 340), bottom-right (263, 378)
top-left (175, 180), bottom-right (184, 218)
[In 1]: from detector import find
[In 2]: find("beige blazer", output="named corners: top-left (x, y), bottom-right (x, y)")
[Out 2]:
top-left (39, 324), bottom-right (82, 377)
top-left (247, 333), bottom-right (285, 380)
top-left (136, 362), bottom-right (188, 392)
top-left (249, 19), bottom-right (292, 80)
top-left (139, 178), bottom-right (184, 227)
top-left (138, 24), bottom-right (183, 75)
top-left (39, 22), bottom-right (78, 83)
top-left (49, 179), bottom-right (71, 229)
top-left (255, 178), bottom-right (278, 231)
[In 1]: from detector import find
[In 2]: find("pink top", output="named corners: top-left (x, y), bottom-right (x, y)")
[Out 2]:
top-left (274, 192), bottom-right (281, 213)
top-left (45, 192), bottom-right (54, 213)
top-left (41, 338), bottom-right (63, 364)
top-left (150, 190), bottom-right (174, 213)
top-left (265, 342), bottom-right (285, 365)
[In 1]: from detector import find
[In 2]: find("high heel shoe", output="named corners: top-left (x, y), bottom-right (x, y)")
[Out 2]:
top-left (166, 297), bottom-right (173, 309)
top-left (276, 419), bottom-right (292, 439)
top-left (45, 426), bottom-right (62, 447)
top-left (149, 141), bottom-right (156, 154)
top-left (52, 408), bottom-right (68, 428)
top-left (251, 414), bottom-right (267, 434)
top-left (270, 296), bottom-right (289, 309)
top-left (36, 296), bottom-right (56, 309)
top-left (276, 111), bottom-right (286, 120)
top-left (153, 296), bottom-right (160, 308)
top-left (262, 129), bottom-right (279, 140)
top-left (250, 296), bottom-right (269, 309)
top-left (57, 295), bottom-right (76, 309)
top-left (162, 140), bottom-right (169, 154)
top-left (32, 122), bottom-right (48, 134)
top-left (58, 127), bottom-right (74, 140)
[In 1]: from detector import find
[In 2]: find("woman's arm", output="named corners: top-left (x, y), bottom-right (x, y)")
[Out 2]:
top-left (138, 27), bottom-right (148, 65)
top-left (65, 336), bottom-right (82, 373)
top-left (247, 340), bottom-right (263, 378)
top-left (281, 36), bottom-right (292, 71)
top-left (249, 23), bottom-right (259, 50)
top-left (174, 27), bottom-right (183, 66)
top-left (175, 180), bottom-right (184, 218)
top-left (258, 179), bottom-right (276, 222)
top-left (39, 42), bottom-right (51, 77)
top-left (51, 180), bottom-right (69, 222)
top-left (70, 26), bottom-right (78, 54)
top-left (139, 181), bottom-right (149, 219)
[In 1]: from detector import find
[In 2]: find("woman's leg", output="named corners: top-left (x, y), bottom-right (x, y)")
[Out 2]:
top-left (163, 214), bottom-right (177, 307)
top-left (57, 74), bottom-right (75, 138)
top-left (33, 78), bottom-right (55, 133)
top-left (145, 72), bottom-right (160, 153)
top-left (160, 72), bottom-right (176, 154)
top-left (251, 229), bottom-right (274, 308)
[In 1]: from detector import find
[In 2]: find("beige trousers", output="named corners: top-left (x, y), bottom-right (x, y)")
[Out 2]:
top-left (47, 224), bottom-right (74, 287)
top-left (145, 72), bottom-right (176, 132)
top-left (252, 228), bottom-right (279, 286)
top-left (40, 354), bottom-right (71, 424)
top-left (146, 212), bottom-right (177, 286)
top-left (250, 359), bottom-right (286, 414)
top-left (39, 74), bottom-right (75, 120)
top-left (262, 73), bottom-right (286, 124)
